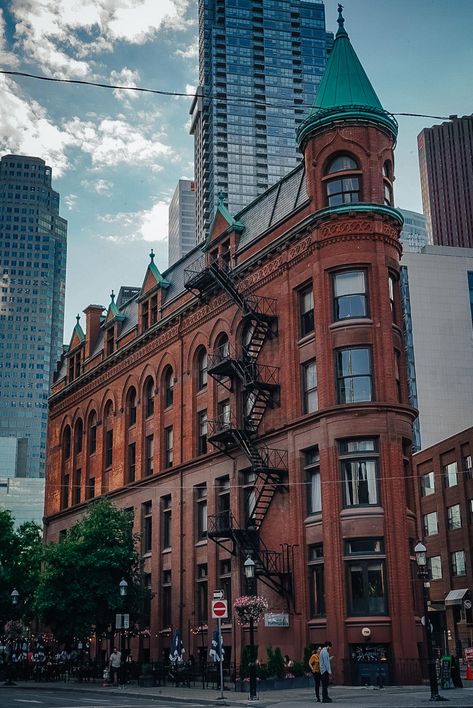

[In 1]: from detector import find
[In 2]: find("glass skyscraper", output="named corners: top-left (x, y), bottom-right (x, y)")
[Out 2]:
top-left (190, 0), bottom-right (333, 242)
top-left (168, 179), bottom-right (197, 266)
top-left (0, 155), bottom-right (67, 478)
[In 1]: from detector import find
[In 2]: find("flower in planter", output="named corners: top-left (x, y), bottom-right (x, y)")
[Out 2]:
top-left (233, 595), bottom-right (269, 624)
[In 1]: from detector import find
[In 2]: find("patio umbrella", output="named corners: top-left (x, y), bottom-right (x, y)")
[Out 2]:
top-left (209, 627), bottom-right (224, 663)
top-left (169, 628), bottom-right (185, 665)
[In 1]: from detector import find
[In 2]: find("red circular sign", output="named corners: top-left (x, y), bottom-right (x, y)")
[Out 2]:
top-left (213, 600), bottom-right (227, 617)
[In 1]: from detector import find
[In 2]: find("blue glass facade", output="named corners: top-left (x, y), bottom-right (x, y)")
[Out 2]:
top-left (191, 0), bottom-right (332, 241)
top-left (0, 155), bottom-right (67, 478)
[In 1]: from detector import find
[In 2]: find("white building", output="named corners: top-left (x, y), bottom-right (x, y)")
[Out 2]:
top-left (401, 245), bottom-right (473, 448)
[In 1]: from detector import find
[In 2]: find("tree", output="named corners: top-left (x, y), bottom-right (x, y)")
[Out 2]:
top-left (0, 510), bottom-right (43, 630)
top-left (34, 498), bottom-right (150, 644)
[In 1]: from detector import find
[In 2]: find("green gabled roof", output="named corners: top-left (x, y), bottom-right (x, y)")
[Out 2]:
top-left (70, 314), bottom-right (85, 345)
top-left (142, 249), bottom-right (170, 292)
top-left (297, 6), bottom-right (397, 148)
top-left (105, 290), bottom-right (125, 323)
top-left (203, 192), bottom-right (244, 250)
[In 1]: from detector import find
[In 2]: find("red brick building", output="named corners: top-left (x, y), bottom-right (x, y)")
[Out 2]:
top-left (44, 10), bottom-right (423, 684)
top-left (413, 426), bottom-right (473, 657)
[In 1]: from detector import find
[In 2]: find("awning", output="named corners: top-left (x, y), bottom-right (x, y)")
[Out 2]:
top-left (445, 589), bottom-right (469, 606)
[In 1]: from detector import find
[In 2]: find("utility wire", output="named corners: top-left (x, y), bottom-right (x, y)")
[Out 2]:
top-left (0, 69), bottom-right (452, 121)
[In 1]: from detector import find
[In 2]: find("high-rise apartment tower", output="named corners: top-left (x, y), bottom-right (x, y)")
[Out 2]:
top-left (168, 179), bottom-right (196, 266)
top-left (190, 0), bottom-right (333, 242)
top-left (418, 115), bottom-right (473, 248)
top-left (0, 155), bottom-right (67, 478)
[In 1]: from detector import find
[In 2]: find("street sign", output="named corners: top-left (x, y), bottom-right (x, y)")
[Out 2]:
top-left (211, 599), bottom-right (228, 619)
top-left (213, 590), bottom-right (224, 600)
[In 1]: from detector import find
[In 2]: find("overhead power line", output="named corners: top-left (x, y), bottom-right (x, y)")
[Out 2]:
top-left (0, 69), bottom-right (451, 121)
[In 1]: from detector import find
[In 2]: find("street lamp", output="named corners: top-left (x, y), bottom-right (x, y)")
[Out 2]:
top-left (10, 589), bottom-right (19, 605)
top-left (243, 556), bottom-right (257, 701)
top-left (119, 578), bottom-right (128, 597)
top-left (119, 578), bottom-right (128, 660)
top-left (4, 590), bottom-right (20, 685)
top-left (414, 542), bottom-right (447, 702)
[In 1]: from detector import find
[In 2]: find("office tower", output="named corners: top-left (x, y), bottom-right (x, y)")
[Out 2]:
top-left (401, 246), bottom-right (473, 448)
top-left (0, 155), bottom-right (67, 478)
top-left (398, 208), bottom-right (428, 253)
top-left (168, 179), bottom-right (196, 265)
top-left (418, 115), bottom-right (473, 248)
top-left (190, 0), bottom-right (333, 242)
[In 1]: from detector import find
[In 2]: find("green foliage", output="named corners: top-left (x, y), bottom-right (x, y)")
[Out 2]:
top-left (303, 644), bottom-right (314, 671)
top-left (291, 660), bottom-right (305, 677)
top-left (34, 498), bottom-right (151, 644)
top-left (266, 645), bottom-right (285, 679)
top-left (0, 510), bottom-right (42, 630)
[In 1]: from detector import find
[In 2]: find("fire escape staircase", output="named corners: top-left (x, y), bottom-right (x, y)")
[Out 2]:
top-left (185, 253), bottom-right (294, 608)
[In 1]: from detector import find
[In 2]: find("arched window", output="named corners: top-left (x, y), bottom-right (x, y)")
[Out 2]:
top-left (88, 411), bottom-right (97, 455)
top-left (196, 347), bottom-right (208, 391)
top-left (63, 425), bottom-right (71, 460)
top-left (163, 366), bottom-right (174, 408)
top-left (74, 418), bottom-right (83, 454)
top-left (126, 387), bottom-right (137, 427)
top-left (215, 333), bottom-right (230, 363)
top-left (144, 377), bottom-right (154, 418)
top-left (104, 401), bottom-right (114, 468)
top-left (325, 154), bottom-right (360, 207)
top-left (383, 160), bottom-right (392, 179)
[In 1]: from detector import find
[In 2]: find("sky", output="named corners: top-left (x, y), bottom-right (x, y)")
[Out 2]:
top-left (0, 0), bottom-right (472, 340)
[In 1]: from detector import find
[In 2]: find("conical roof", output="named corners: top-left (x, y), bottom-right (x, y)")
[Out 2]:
top-left (297, 6), bottom-right (397, 149)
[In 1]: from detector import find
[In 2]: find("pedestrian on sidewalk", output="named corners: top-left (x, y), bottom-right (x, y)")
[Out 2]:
top-left (320, 641), bottom-right (332, 703)
top-left (109, 647), bottom-right (121, 686)
top-left (309, 645), bottom-right (322, 702)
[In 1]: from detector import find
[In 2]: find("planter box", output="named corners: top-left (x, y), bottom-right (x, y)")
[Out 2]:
top-left (235, 676), bottom-right (312, 692)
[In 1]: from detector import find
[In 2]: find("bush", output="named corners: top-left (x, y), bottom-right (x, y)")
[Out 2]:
top-left (303, 645), bottom-right (313, 672)
top-left (266, 646), bottom-right (285, 679)
top-left (291, 660), bottom-right (305, 677)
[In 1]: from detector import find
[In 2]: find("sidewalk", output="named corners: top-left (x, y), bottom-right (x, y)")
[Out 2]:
top-left (4, 680), bottom-right (473, 707)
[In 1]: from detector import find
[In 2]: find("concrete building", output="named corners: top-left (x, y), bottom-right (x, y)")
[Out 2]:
top-left (44, 9), bottom-right (423, 684)
top-left (0, 155), bottom-right (67, 478)
top-left (418, 115), bottom-right (473, 248)
top-left (168, 179), bottom-right (196, 266)
top-left (413, 426), bottom-right (473, 657)
top-left (190, 0), bottom-right (333, 242)
top-left (0, 476), bottom-right (45, 527)
top-left (401, 246), bottom-right (473, 449)
top-left (399, 209), bottom-right (428, 254)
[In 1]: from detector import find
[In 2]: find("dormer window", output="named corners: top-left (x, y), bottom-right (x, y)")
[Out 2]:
top-left (150, 294), bottom-right (158, 325)
top-left (324, 155), bottom-right (360, 207)
top-left (141, 300), bottom-right (149, 330)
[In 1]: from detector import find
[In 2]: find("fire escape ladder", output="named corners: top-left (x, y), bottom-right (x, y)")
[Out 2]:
top-left (242, 361), bottom-right (279, 434)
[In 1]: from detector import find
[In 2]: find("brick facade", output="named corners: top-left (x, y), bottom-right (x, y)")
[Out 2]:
top-left (44, 22), bottom-right (424, 684)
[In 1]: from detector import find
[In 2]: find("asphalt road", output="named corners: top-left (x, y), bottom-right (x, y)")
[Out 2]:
top-left (0, 687), bottom-right (209, 708)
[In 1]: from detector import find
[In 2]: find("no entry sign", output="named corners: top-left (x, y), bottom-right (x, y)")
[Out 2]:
top-left (211, 599), bottom-right (228, 619)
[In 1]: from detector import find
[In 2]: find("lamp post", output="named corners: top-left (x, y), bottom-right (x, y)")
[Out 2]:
top-left (119, 578), bottom-right (128, 654)
top-left (243, 557), bottom-right (257, 701)
top-left (4, 589), bottom-right (20, 686)
top-left (414, 542), bottom-right (447, 702)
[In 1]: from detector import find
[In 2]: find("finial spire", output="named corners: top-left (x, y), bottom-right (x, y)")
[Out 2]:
top-left (110, 290), bottom-right (115, 302)
top-left (336, 3), bottom-right (348, 38)
top-left (149, 249), bottom-right (155, 263)
top-left (76, 314), bottom-right (80, 324)
top-left (217, 190), bottom-right (226, 206)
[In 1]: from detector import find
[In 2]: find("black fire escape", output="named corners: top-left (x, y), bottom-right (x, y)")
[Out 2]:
top-left (184, 254), bottom-right (295, 609)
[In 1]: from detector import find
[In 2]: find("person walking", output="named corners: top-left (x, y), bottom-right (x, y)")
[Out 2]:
top-left (109, 647), bottom-right (121, 686)
top-left (309, 645), bottom-right (322, 702)
top-left (320, 641), bottom-right (332, 703)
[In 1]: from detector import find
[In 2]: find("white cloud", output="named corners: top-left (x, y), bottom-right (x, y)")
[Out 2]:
top-left (176, 39), bottom-right (198, 60)
top-left (0, 10), bottom-right (19, 67)
top-left (80, 178), bottom-right (113, 195)
top-left (0, 75), bottom-right (75, 175)
top-left (64, 116), bottom-right (175, 168)
top-left (110, 67), bottom-right (141, 102)
top-left (10, 0), bottom-right (192, 78)
top-left (99, 199), bottom-right (169, 244)
top-left (64, 194), bottom-right (78, 210)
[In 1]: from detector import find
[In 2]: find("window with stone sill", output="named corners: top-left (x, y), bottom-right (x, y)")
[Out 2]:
top-left (428, 555), bottom-right (442, 580)
top-left (423, 511), bottom-right (438, 536)
top-left (339, 439), bottom-right (379, 508)
top-left (451, 550), bottom-right (466, 577)
top-left (443, 461), bottom-right (458, 488)
top-left (333, 270), bottom-right (367, 321)
top-left (299, 284), bottom-right (314, 337)
top-left (420, 471), bottom-right (435, 497)
top-left (447, 504), bottom-right (461, 530)
top-left (301, 359), bottom-right (317, 414)
top-left (161, 495), bottom-right (172, 549)
top-left (304, 447), bottom-right (321, 515)
top-left (324, 155), bottom-right (360, 207)
top-left (336, 347), bottom-right (373, 404)
top-left (196, 347), bottom-right (208, 391)
top-left (144, 434), bottom-right (153, 477)
top-left (88, 411), bottom-right (97, 455)
top-left (163, 366), bottom-right (174, 408)
top-left (144, 377), bottom-right (154, 418)
top-left (308, 544), bottom-right (325, 617)
top-left (142, 501), bottom-right (152, 554)
top-left (345, 538), bottom-right (387, 616)
top-left (63, 425), bottom-right (71, 460)
top-left (126, 387), bottom-right (137, 428)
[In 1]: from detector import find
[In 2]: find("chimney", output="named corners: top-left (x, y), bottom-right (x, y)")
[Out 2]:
top-left (83, 304), bottom-right (104, 359)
